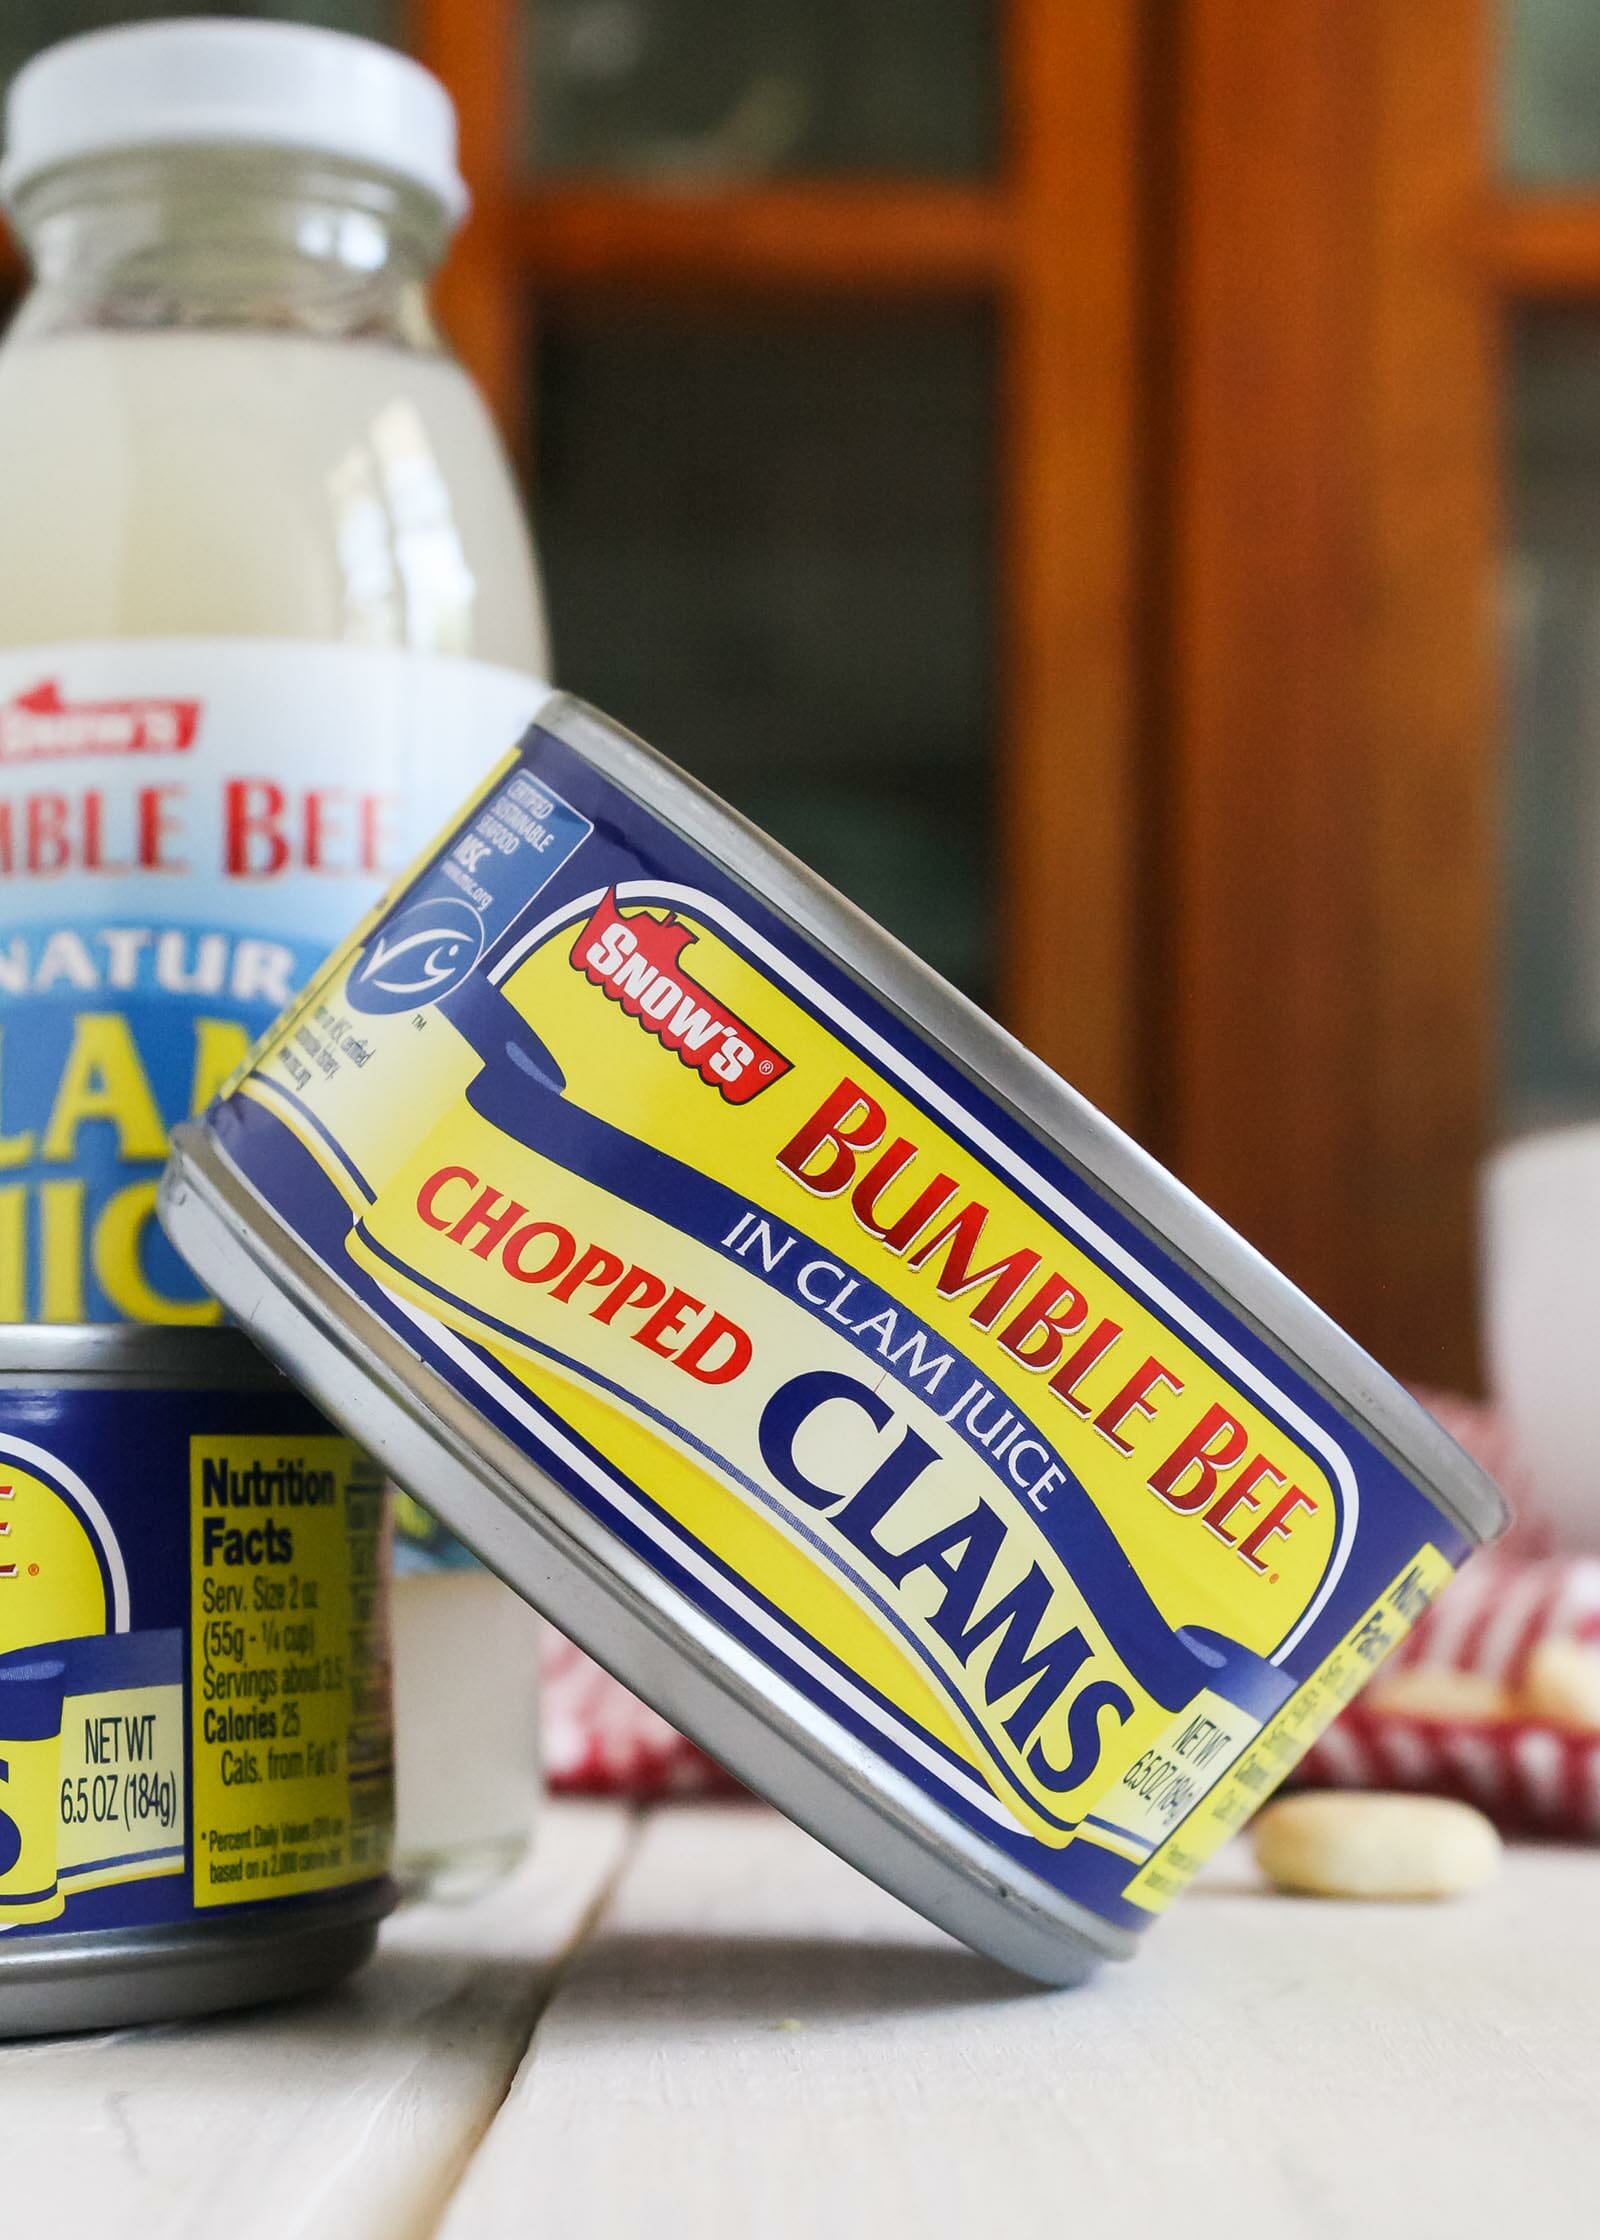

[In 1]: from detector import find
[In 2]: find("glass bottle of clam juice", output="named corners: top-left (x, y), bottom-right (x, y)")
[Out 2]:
top-left (0, 20), bottom-right (547, 1897)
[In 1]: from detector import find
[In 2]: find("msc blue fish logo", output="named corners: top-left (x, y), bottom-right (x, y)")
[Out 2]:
top-left (349, 895), bottom-right (485, 1015)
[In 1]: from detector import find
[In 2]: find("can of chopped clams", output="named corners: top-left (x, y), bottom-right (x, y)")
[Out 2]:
top-left (0, 1325), bottom-right (393, 2036)
top-left (160, 693), bottom-right (1507, 1984)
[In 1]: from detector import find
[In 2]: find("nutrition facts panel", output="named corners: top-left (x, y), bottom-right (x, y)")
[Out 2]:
top-left (189, 1435), bottom-right (392, 1907)
top-left (0, 1799), bottom-right (1593, 2240)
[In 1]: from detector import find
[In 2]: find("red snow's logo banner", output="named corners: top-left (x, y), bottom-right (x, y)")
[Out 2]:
top-left (571, 891), bottom-right (791, 1104)
top-left (0, 681), bottom-right (201, 764)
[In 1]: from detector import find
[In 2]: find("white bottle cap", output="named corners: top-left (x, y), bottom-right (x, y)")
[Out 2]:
top-left (0, 18), bottom-right (469, 226)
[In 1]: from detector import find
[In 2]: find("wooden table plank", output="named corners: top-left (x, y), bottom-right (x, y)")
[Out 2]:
top-left (442, 1802), bottom-right (1600, 2240)
top-left (0, 1801), bottom-right (631, 2240)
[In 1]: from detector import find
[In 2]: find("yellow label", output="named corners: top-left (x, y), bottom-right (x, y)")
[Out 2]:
top-left (242, 898), bottom-right (1358, 1856)
top-left (1094, 1688), bottom-right (1266, 1860)
top-left (190, 1435), bottom-right (392, 1907)
top-left (218, 745), bottom-right (1475, 1940)
top-left (0, 1720), bottom-right (65, 1924)
top-left (0, 1450), bottom-right (168, 1927)
top-left (0, 1459), bottom-right (109, 1658)
top-left (1123, 1543), bottom-right (1455, 1910)
top-left (55, 1681), bottom-right (185, 1891)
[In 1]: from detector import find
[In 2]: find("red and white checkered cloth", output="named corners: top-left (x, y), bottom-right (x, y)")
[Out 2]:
top-left (1289, 1391), bottom-right (1597, 1833)
top-left (541, 1387), bottom-right (1600, 1834)
top-left (1297, 1548), bottom-right (1600, 1835)
top-left (541, 1629), bottom-right (734, 1798)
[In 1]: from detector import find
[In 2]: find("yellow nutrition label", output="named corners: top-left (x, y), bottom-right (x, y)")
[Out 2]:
top-left (55, 1677), bottom-right (185, 1893)
top-left (1124, 1544), bottom-right (1455, 1912)
top-left (189, 1435), bottom-right (393, 1907)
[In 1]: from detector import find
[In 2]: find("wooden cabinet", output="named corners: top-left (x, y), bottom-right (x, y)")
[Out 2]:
top-left (1155, 3), bottom-right (1497, 1393)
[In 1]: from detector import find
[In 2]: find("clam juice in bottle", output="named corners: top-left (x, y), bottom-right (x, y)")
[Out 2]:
top-left (0, 20), bottom-right (549, 1895)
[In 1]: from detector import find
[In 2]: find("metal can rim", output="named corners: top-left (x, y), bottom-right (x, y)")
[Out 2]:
top-left (0, 1321), bottom-right (287, 1385)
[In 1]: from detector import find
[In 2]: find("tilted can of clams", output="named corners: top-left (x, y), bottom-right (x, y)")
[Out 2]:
top-left (160, 694), bottom-right (1507, 1983)
top-left (0, 1325), bottom-right (393, 2036)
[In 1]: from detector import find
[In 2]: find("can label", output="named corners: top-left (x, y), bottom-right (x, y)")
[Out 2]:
top-left (0, 639), bottom-right (548, 1325)
top-left (0, 1379), bottom-right (391, 1936)
top-left (201, 718), bottom-right (1470, 1936)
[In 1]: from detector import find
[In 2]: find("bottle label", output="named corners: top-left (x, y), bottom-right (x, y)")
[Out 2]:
top-left (0, 639), bottom-right (549, 1325)
top-left (391, 1488), bottom-right (482, 1574)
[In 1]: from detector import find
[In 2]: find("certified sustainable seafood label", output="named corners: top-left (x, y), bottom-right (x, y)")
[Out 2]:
top-left (204, 721), bottom-right (1468, 1932)
top-left (0, 1386), bottom-right (391, 1936)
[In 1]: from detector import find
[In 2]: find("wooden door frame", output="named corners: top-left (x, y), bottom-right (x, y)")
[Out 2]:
top-left (412, 0), bottom-right (1501, 1390)
top-left (1163, 0), bottom-right (1499, 1389)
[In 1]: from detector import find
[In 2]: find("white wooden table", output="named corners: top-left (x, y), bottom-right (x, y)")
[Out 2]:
top-left (5, 1800), bottom-right (1595, 2240)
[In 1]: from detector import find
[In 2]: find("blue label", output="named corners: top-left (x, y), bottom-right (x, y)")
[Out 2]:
top-left (197, 713), bottom-right (1488, 1940)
